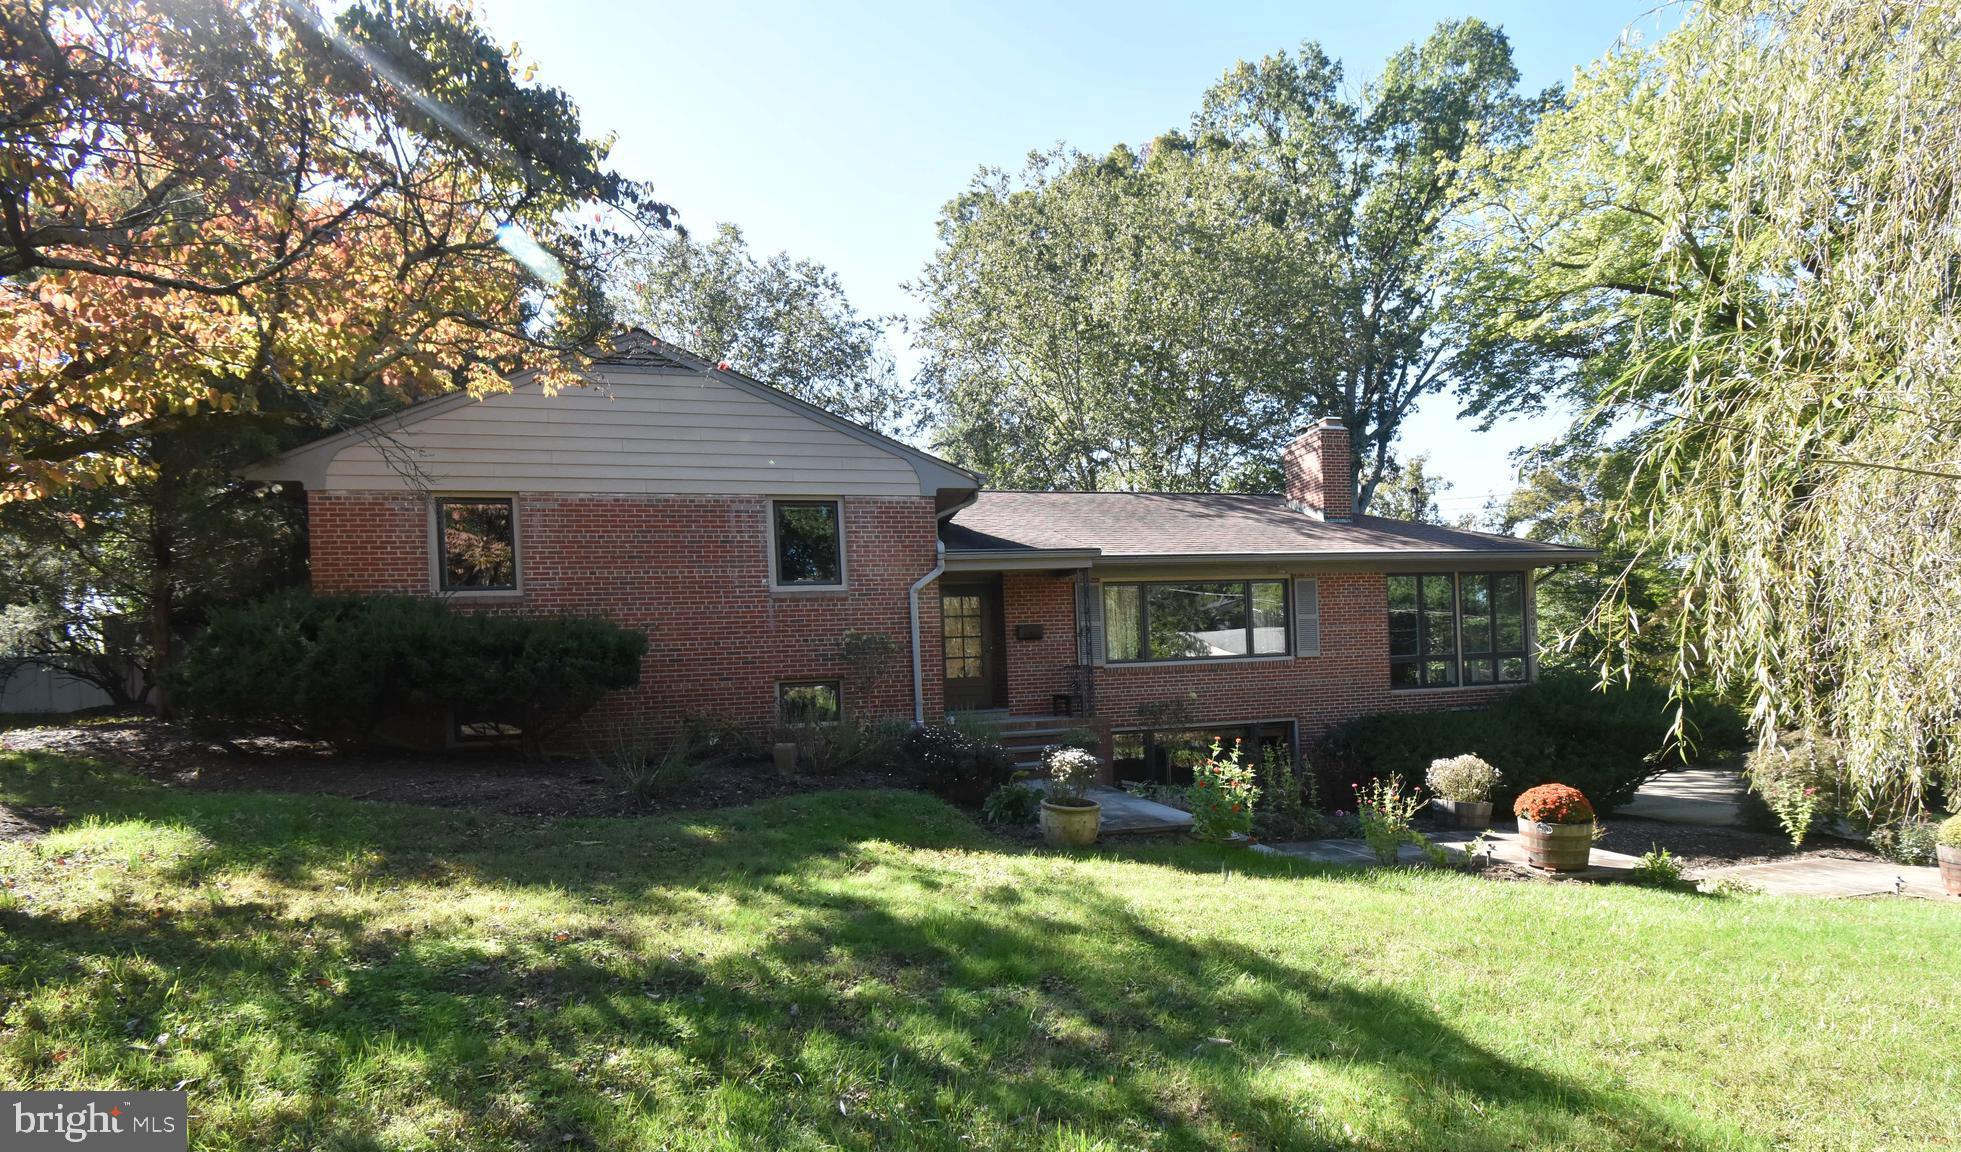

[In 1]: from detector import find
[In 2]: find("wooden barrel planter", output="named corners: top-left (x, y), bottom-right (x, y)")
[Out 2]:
top-left (1939, 844), bottom-right (1961, 897)
top-left (1432, 798), bottom-right (1493, 830)
top-left (1518, 819), bottom-right (1594, 872)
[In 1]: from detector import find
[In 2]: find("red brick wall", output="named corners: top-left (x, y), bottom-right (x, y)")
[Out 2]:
top-left (307, 488), bottom-right (1528, 754)
top-left (309, 492), bottom-right (430, 595)
top-left (1281, 420), bottom-right (1354, 522)
top-left (994, 568), bottom-right (1526, 743)
top-left (1000, 572), bottom-right (1080, 713)
top-left (306, 490), bottom-right (944, 748)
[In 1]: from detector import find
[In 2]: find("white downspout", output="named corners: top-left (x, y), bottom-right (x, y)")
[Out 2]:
top-left (908, 538), bottom-right (946, 726)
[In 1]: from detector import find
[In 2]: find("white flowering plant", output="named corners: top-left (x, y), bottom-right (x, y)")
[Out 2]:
top-left (1426, 754), bottom-right (1501, 803)
top-left (1044, 746), bottom-right (1102, 805)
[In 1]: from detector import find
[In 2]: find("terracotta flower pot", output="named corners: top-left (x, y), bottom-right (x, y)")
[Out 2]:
top-left (1939, 844), bottom-right (1961, 897)
top-left (1040, 799), bottom-right (1101, 846)
top-left (1518, 818), bottom-right (1593, 872)
top-left (1432, 798), bottom-right (1493, 829)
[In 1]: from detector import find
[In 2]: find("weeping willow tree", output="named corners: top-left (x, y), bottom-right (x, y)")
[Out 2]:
top-left (1463, 0), bottom-right (1961, 822)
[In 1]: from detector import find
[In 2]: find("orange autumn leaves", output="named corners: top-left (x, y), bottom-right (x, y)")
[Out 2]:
top-left (1, 0), bottom-right (660, 501)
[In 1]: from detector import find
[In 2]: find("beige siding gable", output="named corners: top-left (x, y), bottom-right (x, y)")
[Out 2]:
top-left (315, 367), bottom-right (921, 495)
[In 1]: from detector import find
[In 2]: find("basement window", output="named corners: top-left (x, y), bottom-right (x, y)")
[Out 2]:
top-left (778, 680), bottom-right (842, 726)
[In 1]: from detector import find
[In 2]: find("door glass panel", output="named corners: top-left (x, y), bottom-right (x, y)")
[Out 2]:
top-left (943, 594), bottom-right (983, 679)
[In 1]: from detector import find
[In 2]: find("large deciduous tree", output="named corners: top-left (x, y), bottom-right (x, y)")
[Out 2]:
top-left (1, 0), bottom-right (668, 695)
top-left (915, 20), bottom-right (1545, 503)
top-left (1195, 20), bottom-right (1547, 510)
top-left (1467, 0), bottom-right (1961, 821)
top-left (914, 138), bottom-right (1317, 490)
top-left (613, 223), bottom-right (907, 432)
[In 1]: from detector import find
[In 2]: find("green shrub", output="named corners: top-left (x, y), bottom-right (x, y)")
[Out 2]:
top-left (778, 714), bottom-right (905, 776)
top-left (1631, 845), bottom-right (1687, 887)
top-left (1354, 775), bottom-right (1423, 865)
top-left (1187, 740), bottom-right (1259, 842)
top-left (1316, 671), bottom-right (1739, 813)
top-left (1870, 821), bottom-right (1938, 866)
top-left (899, 725), bottom-right (1016, 806)
top-left (982, 782), bottom-right (1042, 825)
top-left (173, 591), bottom-right (645, 750)
top-left (592, 726), bottom-right (707, 804)
top-left (1939, 814), bottom-right (1961, 849)
top-left (1744, 733), bottom-right (1845, 845)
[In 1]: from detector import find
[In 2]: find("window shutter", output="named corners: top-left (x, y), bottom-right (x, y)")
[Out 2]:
top-left (1293, 577), bottom-right (1321, 657)
top-left (1081, 577), bottom-right (1106, 666)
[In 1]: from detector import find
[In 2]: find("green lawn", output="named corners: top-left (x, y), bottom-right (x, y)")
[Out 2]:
top-left (0, 750), bottom-right (1955, 1151)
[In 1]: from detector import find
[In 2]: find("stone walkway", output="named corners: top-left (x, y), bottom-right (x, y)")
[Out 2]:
top-left (1255, 824), bottom-right (1956, 898)
top-left (1258, 826), bottom-right (1645, 881)
top-left (1029, 782), bottom-right (1193, 835)
top-left (1617, 769), bottom-right (1953, 898)
top-left (1619, 767), bottom-right (1747, 826)
top-left (1696, 857), bottom-right (1948, 898)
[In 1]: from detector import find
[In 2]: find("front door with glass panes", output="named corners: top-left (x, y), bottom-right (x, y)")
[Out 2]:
top-left (941, 579), bottom-right (1005, 712)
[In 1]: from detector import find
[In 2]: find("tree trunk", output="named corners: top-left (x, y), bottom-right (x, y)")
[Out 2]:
top-left (147, 445), bottom-right (179, 717)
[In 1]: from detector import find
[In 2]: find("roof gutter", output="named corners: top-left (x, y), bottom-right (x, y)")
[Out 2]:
top-left (1087, 548), bottom-right (1599, 568)
top-left (908, 538), bottom-right (946, 726)
top-left (943, 547), bottom-right (1099, 572)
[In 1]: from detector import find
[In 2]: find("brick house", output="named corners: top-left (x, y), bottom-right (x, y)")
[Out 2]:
top-left (247, 332), bottom-right (1592, 778)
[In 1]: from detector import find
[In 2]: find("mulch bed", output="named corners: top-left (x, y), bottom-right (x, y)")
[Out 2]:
top-left (0, 717), bottom-right (927, 819)
top-left (3, 718), bottom-right (1895, 874)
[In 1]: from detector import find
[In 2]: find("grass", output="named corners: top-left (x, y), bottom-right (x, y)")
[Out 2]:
top-left (0, 749), bottom-right (1955, 1151)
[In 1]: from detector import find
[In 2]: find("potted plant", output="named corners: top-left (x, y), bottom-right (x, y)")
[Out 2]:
top-left (1426, 754), bottom-right (1501, 829)
top-left (1040, 746), bottom-right (1102, 846)
top-left (1939, 815), bottom-right (1961, 897)
top-left (1513, 783), bottom-right (1596, 872)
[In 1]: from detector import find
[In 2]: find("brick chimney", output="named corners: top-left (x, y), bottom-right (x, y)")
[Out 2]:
top-left (1282, 417), bottom-right (1354, 522)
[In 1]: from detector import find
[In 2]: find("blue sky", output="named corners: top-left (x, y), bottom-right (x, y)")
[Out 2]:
top-left (475, 0), bottom-right (1673, 512)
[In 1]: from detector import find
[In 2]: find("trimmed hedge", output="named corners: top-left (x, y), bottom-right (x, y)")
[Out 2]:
top-left (173, 591), bottom-right (646, 749)
top-left (1316, 671), bottom-right (1744, 813)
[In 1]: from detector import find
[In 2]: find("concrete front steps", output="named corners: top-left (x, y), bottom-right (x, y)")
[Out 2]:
top-left (954, 711), bottom-right (1093, 773)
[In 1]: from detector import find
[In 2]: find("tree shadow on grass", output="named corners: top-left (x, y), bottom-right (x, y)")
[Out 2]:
top-left (0, 753), bottom-right (1747, 1148)
top-left (0, 888), bottom-right (1726, 1151)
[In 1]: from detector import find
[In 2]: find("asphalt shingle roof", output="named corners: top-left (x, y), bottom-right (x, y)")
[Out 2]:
top-left (941, 491), bottom-right (1587, 560)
